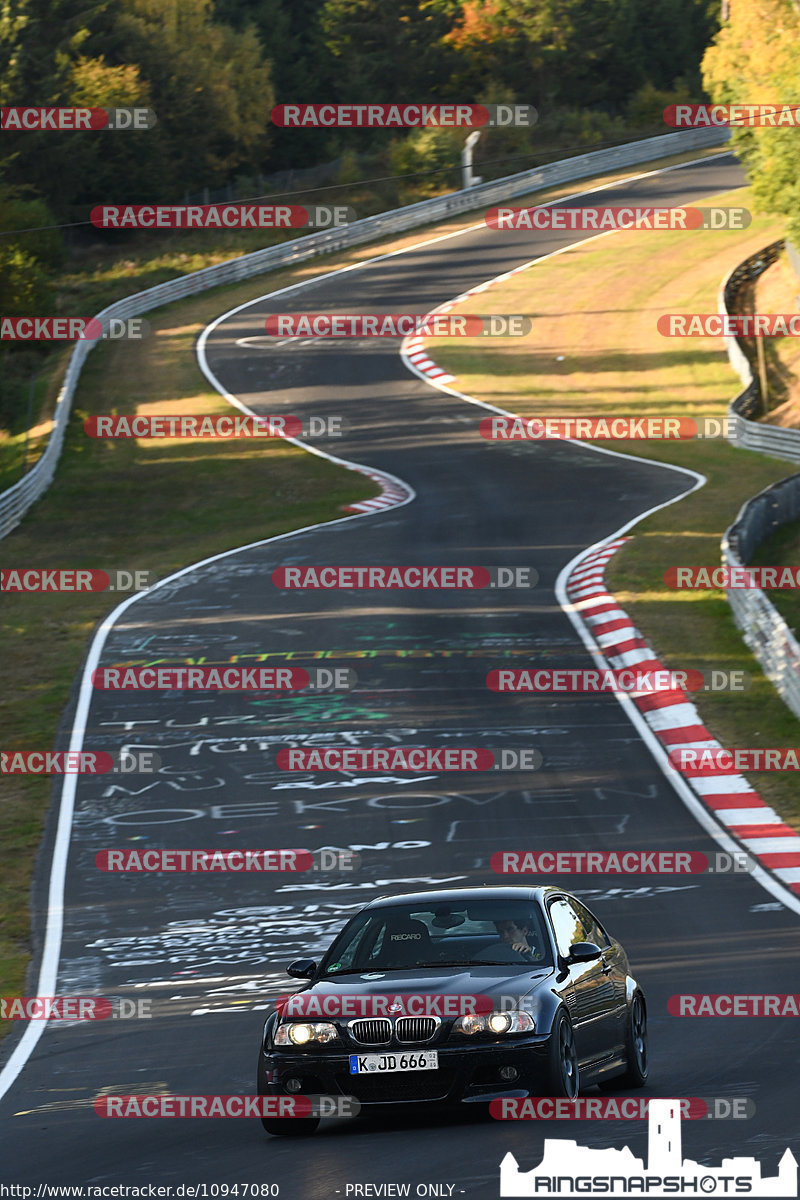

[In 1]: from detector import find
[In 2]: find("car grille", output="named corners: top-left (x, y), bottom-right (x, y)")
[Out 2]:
top-left (337, 1071), bottom-right (454, 1103)
top-left (395, 1017), bottom-right (437, 1043)
top-left (349, 1019), bottom-right (392, 1045)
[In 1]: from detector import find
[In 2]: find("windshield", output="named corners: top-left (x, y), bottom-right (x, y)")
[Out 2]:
top-left (320, 899), bottom-right (553, 974)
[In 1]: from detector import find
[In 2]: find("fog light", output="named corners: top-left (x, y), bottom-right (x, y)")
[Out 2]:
top-left (500, 1066), bottom-right (518, 1081)
top-left (285, 1077), bottom-right (302, 1093)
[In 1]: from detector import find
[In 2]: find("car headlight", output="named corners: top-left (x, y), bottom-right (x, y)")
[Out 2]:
top-left (274, 1021), bottom-right (338, 1046)
top-left (453, 1010), bottom-right (535, 1035)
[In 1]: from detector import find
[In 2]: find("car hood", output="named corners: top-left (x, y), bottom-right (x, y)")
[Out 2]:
top-left (295, 966), bottom-right (553, 1003)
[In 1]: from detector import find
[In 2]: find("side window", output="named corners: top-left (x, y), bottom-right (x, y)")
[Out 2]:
top-left (571, 899), bottom-right (610, 949)
top-left (548, 899), bottom-right (586, 957)
top-left (330, 919), bottom-right (373, 969)
top-left (364, 922), bottom-right (387, 963)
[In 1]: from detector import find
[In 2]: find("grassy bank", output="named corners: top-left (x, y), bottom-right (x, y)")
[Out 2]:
top-left (430, 186), bottom-right (800, 832)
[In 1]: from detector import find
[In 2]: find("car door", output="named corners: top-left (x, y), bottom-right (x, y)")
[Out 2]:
top-left (571, 897), bottom-right (628, 1050)
top-left (547, 897), bottom-right (617, 1064)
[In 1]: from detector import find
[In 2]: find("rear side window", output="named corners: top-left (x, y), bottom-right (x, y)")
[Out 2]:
top-left (548, 898), bottom-right (587, 957)
top-left (571, 898), bottom-right (610, 949)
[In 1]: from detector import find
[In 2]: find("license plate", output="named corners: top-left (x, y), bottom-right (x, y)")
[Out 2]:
top-left (349, 1051), bottom-right (438, 1074)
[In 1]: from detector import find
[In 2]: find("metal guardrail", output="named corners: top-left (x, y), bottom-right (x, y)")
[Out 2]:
top-left (718, 240), bottom-right (797, 458)
top-left (720, 242), bottom-right (800, 720)
top-left (722, 477), bottom-right (800, 719)
top-left (0, 124), bottom-right (728, 540)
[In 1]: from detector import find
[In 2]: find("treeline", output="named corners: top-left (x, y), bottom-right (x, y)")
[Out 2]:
top-left (703, 0), bottom-right (800, 247)
top-left (0, 0), bottom-right (720, 431)
top-left (2, 0), bottom-right (720, 222)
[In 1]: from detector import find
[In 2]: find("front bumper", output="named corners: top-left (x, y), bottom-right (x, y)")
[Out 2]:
top-left (260, 1036), bottom-right (551, 1107)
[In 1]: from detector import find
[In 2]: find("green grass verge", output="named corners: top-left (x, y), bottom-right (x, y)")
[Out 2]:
top-left (429, 185), bottom-right (800, 834)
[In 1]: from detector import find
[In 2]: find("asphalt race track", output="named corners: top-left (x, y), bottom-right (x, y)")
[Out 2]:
top-left (2, 153), bottom-right (799, 1195)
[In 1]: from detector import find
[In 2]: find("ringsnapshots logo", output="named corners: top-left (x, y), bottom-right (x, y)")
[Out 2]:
top-left (91, 665), bottom-right (357, 691)
top-left (485, 206), bottom-right (750, 231)
top-left (272, 565), bottom-right (537, 589)
top-left (1, 317), bottom-right (149, 341)
top-left (1, 568), bottom-right (151, 592)
top-left (275, 747), bottom-right (542, 771)
top-left (83, 414), bottom-right (345, 440)
top-left (271, 103), bottom-right (537, 128)
top-left (90, 204), bottom-right (355, 230)
top-left (664, 103), bottom-right (800, 127)
top-left (487, 668), bottom-right (750, 694)
top-left (497, 1099), bottom-right (794, 1198)
top-left (1, 107), bottom-right (156, 130)
top-left (1, 749), bottom-right (160, 775)
top-left (264, 314), bottom-right (531, 337)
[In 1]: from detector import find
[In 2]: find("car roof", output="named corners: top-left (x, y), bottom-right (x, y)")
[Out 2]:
top-left (361, 885), bottom-right (565, 910)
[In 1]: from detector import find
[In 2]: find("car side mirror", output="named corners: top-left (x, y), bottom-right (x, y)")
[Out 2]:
top-left (286, 959), bottom-right (317, 979)
top-left (568, 942), bottom-right (602, 963)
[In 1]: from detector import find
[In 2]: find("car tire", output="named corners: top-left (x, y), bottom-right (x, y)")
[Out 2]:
top-left (544, 1010), bottom-right (579, 1098)
top-left (618, 992), bottom-right (648, 1087)
top-left (260, 1115), bottom-right (321, 1137)
top-left (599, 992), bottom-right (648, 1090)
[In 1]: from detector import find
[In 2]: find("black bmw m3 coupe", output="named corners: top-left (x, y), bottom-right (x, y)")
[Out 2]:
top-left (256, 886), bottom-right (647, 1135)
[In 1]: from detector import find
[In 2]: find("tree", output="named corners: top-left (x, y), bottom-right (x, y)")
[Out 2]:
top-left (703, 0), bottom-right (800, 243)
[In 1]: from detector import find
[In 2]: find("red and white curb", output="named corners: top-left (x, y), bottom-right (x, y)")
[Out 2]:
top-left (404, 334), bottom-right (455, 385)
top-left (402, 267), bottom-right (533, 387)
top-left (567, 539), bottom-right (800, 896)
top-left (343, 465), bottom-right (413, 513)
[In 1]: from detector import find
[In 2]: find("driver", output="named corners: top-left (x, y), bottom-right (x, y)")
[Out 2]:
top-left (494, 917), bottom-right (536, 959)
